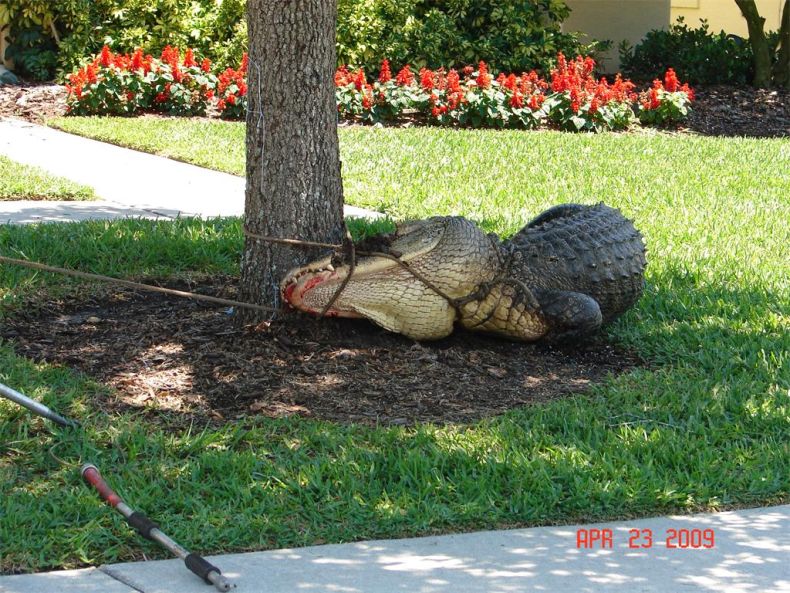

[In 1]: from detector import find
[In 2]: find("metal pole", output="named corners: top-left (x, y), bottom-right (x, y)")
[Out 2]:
top-left (0, 382), bottom-right (79, 428)
top-left (81, 464), bottom-right (235, 592)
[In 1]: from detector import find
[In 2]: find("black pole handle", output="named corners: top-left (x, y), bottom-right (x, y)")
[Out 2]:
top-left (185, 553), bottom-right (223, 584)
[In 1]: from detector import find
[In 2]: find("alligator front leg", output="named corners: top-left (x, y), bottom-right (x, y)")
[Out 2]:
top-left (532, 288), bottom-right (603, 343)
top-left (458, 282), bottom-right (550, 341)
top-left (459, 284), bottom-right (602, 342)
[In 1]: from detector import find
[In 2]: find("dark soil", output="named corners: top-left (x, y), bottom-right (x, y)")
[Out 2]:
top-left (0, 278), bottom-right (642, 426)
top-left (0, 83), bottom-right (67, 122)
top-left (1, 82), bottom-right (788, 137)
top-left (686, 85), bottom-right (790, 137)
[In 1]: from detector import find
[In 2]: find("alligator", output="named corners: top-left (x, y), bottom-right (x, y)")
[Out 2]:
top-left (281, 203), bottom-right (646, 342)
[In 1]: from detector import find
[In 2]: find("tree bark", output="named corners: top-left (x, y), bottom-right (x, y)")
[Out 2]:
top-left (773, 0), bottom-right (790, 88)
top-left (735, 0), bottom-right (773, 87)
top-left (240, 0), bottom-right (345, 322)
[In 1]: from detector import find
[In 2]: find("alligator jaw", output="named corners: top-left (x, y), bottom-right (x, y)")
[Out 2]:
top-left (281, 261), bottom-right (363, 318)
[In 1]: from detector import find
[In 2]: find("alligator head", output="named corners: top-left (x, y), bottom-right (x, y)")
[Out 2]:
top-left (281, 217), bottom-right (502, 340)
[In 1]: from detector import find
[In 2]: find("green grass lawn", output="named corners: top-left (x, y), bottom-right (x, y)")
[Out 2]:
top-left (0, 155), bottom-right (95, 201)
top-left (1, 120), bottom-right (787, 573)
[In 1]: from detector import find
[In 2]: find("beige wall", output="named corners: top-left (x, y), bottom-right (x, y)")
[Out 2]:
top-left (671, 0), bottom-right (784, 36)
top-left (564, 0), bottom-right (671, 72)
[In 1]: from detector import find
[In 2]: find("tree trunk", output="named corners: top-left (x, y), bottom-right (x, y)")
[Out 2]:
top-left (773, 0), bottom-right (790, 88)
top-left (240, 0), bottom-right (345, 322)
top-left (735, 0), bottom-right (773, 87)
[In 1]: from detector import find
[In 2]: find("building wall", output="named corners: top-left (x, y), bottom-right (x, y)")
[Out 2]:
top-left (564, 0), bottom-right (671, 73)
top-left (671, 0), bottom-right (784, 37)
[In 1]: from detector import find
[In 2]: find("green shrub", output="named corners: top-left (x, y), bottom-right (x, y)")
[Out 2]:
top-left (1, 0), bottom-right (245, 81)
top-left (619, 17), bottom-right (778, 86)
top-left (337, 0), bottom-right (607, 74)
top-left (5, 0), bottom-right (604, 83)
top-left (3, 26), bottom-right (58, 80)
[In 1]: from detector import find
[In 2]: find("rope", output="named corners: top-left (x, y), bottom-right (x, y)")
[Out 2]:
top-left (243, 228), bottom-right (342, 251)
top-left (2, 227), bottom-right (513, 323)
top-left (243, 226), bottom-right (463, 316)
top-left (0, 255), bottom-right (276, 314)
top-left (319, 229), bottom-right (356, 318)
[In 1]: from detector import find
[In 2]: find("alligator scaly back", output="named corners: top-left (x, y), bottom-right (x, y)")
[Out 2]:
top-left (507, 203), bottom-right (646, 324)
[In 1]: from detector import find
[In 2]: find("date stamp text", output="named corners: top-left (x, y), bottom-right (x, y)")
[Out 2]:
top-left (576, 527), bottom-right (716, 549)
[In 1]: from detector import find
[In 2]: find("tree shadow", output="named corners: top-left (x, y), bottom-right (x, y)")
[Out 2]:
top-left (0, 276), bottom-right (642, 426)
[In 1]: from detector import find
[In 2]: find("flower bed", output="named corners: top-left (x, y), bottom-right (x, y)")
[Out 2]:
top-left (66, 47), bottom-right (693, 131)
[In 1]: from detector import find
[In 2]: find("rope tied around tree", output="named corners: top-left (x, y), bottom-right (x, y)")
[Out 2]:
top-left (1, 227), bottom-right (518, 323)
top-left (242, 226), bottom-right (521, 323)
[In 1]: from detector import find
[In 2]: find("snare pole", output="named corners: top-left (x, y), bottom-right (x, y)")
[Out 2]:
top-left (0, 382), bottom-right (79, 428)
top-left (81, 463), bottom-right (235, 592)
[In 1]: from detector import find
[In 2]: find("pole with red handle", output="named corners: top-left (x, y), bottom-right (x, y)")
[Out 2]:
top-left (81, 463), bottom-right (235, 592)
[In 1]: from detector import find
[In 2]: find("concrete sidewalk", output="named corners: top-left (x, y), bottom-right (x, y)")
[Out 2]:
top-left (0, 118), bottom-right (380, 222)
top-left (1, 505), bottom-right (787, 593)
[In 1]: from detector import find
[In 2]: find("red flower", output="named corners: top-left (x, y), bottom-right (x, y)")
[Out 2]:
top-left (510, 92), bottom-right (523, 108)
top-left (476, 61), bottom-right (492, 88)
top-left (447, 69), bottom-right (461, 93)
top-left (131, 48), bottom-right (144, 71)
top-left (183, 48), bottom-right (196, 68)
top-left (86, 64), bottom-right (98, 84)
top-left (649, 88), bottom-right (660, 109)
top-left (335, 65), bottom-right (350, 87)
top-left (206, 89), bottom-right (214, 99)
top-left (112, 54), bottom-right (130, 70)
top-left (362, 85), bottom-right (373, 109)
top-left (217, 98), bottom-right (226, 111)
top-left (227, 94), bottom-right (236, 105)
top-left (395, 65), bottom-right (414, 86)
top-left (664, 68), bottom-right (679, 92)
top-left (240, 52), bottom-right (249, 72)
top-left (201, 58), bottom-right (212, 73)
top-left (447, 92), bottom-right (461, 111)
top-left (419, 68), bottom-right (434, 91)
top-left (352, 68), bottom-right (366, 91)
top-left (161, 46), bottom-right (179, 68)
top-left (100, 45), bottom-right (112, 68)
top-left (378, 59), bottom-right (391, 83)
top-left (462, 65), bottom-right (474, 77)
top-left (589, 97), bottom-right (599, 114)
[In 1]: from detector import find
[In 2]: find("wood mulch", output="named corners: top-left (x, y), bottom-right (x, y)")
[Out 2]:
top-left (0, 278), bottom-right (642, 426)
top-left (1, 82), bottom-right (788, 137)
top-left (0, 83), bottom-right (67, 122)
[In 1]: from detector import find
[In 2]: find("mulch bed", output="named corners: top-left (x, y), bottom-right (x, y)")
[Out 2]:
top-left (0, 83), bottom-right (67, 122)
top-left (0, 278), bottom-right (642, 426)
top-left (1, 82), bottom-right (788, 137)
top-left (686, 85), bottom-right (790, 137)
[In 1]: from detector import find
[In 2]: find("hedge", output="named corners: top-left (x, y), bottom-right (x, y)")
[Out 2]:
top-left (2, 0), bottom-right (604, 82)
